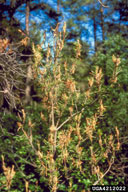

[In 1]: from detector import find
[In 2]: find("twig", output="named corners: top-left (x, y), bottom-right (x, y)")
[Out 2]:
top-left (97, 0), bottom-right (108, 8)
top-left (57, 98), bottom-right (98, 131)
top-left (0, 185), bottom-right (6, 190)
top-left (13, 153), bottom-right (37, 168)
top-left (57, 109), bottom-right (83, 131)
top-left (93, 158), bottom-right (114, 185)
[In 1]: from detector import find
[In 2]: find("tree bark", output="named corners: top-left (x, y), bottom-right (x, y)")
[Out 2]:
top-left (25, 0), bottom-right (30, 36)
top-left (93, 14), bottom-right (97, 52)
top-left (57, 0), bottom-right (60, 14)
top-left (92, 0), bottom-right (97, 52)
top-left (100, 2), bottom-right (105, 41)
top-left (25, 0), bottom-right (32, 105)
top-left (25, 62), bottom-right (32, 105)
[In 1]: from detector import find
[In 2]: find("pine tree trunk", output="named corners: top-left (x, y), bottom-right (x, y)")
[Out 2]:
top-left (57, 0), bottom-right (60, 14)
top-left (26, 1), bottom-right (30, 35)
top-left (93, 15), bottom-right (97, 52)
top-left (25, 0), bottom-right (32, 105)
top-left (92, 1), bottom-right (97, 52)
top-left (100, 2), bottom-right (105, 41)
top-left (25, 62), bottom-right (32, 104)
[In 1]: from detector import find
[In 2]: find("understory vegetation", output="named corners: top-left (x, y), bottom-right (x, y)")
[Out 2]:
top-left (0, 0), bottom-right (128, 192)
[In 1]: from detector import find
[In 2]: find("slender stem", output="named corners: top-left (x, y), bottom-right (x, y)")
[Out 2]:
top-left (97, 0), bottom-right (108, 7)
top-left (57, 98), bottom-right (98, 131)
top-left (51, 97), bottom-right (57, 156)
top-left (93, 158), bottom-right (114, 185)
